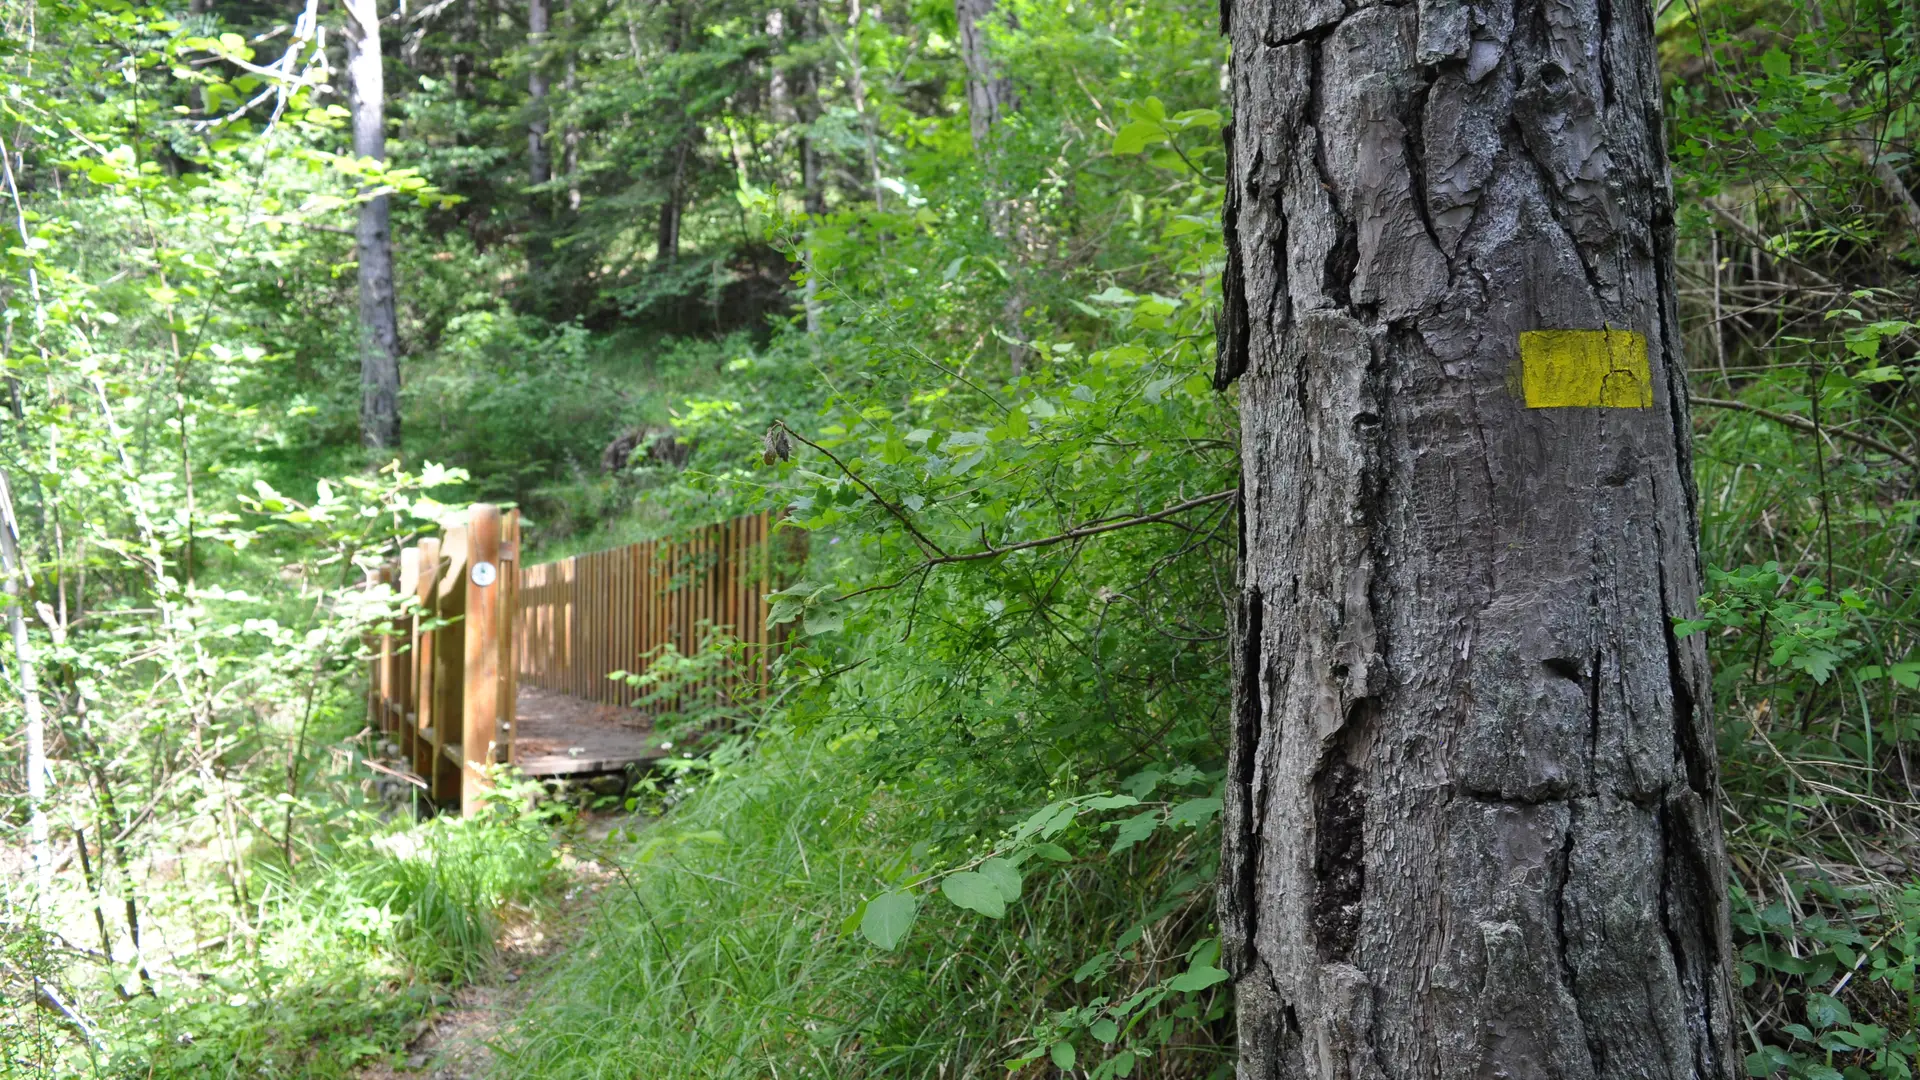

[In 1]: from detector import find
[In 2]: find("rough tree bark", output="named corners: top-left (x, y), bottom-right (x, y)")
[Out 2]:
top-left (344, 0), bottom-right (401, 450)
top-left (1214, 0), bottom-right (1735, 1077)
top-left (956, 0), bottom-right (1029, 373)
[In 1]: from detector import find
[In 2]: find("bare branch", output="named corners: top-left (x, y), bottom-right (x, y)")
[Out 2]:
top-left (1691, 395), bottom-right (1917, 470)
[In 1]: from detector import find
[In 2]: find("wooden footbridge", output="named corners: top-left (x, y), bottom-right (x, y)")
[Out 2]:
top-left (364, 504), bottom-right (789, 813)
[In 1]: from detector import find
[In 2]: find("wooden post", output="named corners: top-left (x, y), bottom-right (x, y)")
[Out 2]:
top-left (500, 510), bottom-right (519, 766)
top-left (462, 504), bottom-right (502, 815)
top-left (412, 537), bottom-right (441, 785)
top-left (432, 524), bottom-right (468, 804)
top-left (385, 562), bottom-right (405, 733)
top-left (397, 547), bottom-right (422, 760)
top-left (364, 567), bottom-right (381, 733)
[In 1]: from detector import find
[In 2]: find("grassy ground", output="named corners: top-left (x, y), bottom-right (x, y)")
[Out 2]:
top-left (496, 732), bottom-right (1230, 1080)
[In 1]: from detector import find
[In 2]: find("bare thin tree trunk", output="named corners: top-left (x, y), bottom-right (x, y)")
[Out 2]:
top-left (562, 0), bottom-right (580, 212)
top-left (344, 0), bottom-right (401, 450)
top-left (798, 0), bottom-right (825, 335)
top-left (839, 0), bottom-right (884, 212)
top-left (0, 470), bottom-right (49, 897)
top-left (1215, 1), bottom-right (1735, 1077)
top-left (526, 0), bottom-right (553, 269)
top-left (956, 0), bottom-right (1027, 374)
top-left (656, 139), bottom-right (687, 265)
top-left (955, 0), bottom-right (1012, 150)
top-left (451, 0), bottom-right (478, 98)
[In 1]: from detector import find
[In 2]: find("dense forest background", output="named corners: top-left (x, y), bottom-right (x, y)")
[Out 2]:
top-left (0, 0), bottom-right (1916, 1076)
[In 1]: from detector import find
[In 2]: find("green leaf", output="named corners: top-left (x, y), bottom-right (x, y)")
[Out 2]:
top-left (1167, 796), bottom-right (1222, 828)
top-left (1747, 1046), bottom-right (1794, 1077)
top-left (1761, 47), bottom-right (1791, 78)
top-left (1016, 801), bottom-right (1072, 839)
top-left (1029, 842), bottom-right (1071, 862)
top-left (1073, 951), bottom-right (1114, 982)
top-left (859, 891), bottom-right (918, 951)
top-left (1090, 1018), bottom-right (1119, 1043)
top-left (1112, 119), bottom-right (1166, 155)
top-left (1806, 992), bottom-right (1851, 1029)
top-left (1108, 809), bottom-right (1163, 854)
top-left (1126, 96), bottom-right (1167, 121)
top-left (1170, 107), bottom-right (1223, 129)
top-left (942, 872), bottom-right (1006, 918)
top-left (1168, 963), bottom-right (1230, 992)
top-left (1050, 1041), bottom-right (1077, 1070)
top-left (1085, 794), bottom-right (1139, 810)
top-left (978, 857), bottom-right (1022, 904)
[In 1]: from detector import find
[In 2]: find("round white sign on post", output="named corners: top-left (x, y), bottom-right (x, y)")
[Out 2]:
top-left (470, 560), bottom-right (498, 587)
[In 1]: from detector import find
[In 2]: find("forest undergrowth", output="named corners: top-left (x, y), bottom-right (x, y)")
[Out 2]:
top-left (1, 0), bottom-right (1917, 1077)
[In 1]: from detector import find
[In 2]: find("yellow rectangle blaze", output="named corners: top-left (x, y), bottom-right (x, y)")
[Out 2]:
top-left (1519, 329), bottom-right (1651, 409)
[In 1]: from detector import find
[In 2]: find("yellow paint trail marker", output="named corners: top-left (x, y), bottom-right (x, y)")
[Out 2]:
top-left (1518, 329), bottom-right (1651, 409)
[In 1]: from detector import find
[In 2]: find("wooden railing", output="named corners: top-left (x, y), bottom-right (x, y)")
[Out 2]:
top-left (515, 512), bottom-right (780, 710)
top-left (366, 506), bottom-right (783, 812)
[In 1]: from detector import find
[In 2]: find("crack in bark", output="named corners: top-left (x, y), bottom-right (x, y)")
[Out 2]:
top-left (1311, 754), bottom-right (1368, 959)
top-left (1552, 810), bottom-right (1608, 1080)
top-left (1260, 139), bottom-right (1292, 361)
top-left (1653, 552), bottom-right (1709, 797)
top-left (1586, 643), bottom-right (1602, 777)
top-left (1595, 0), bottom-right (1616, 108)
top-left (1402, 73), bottom-right (1451, 271)
top-left (1224, 584), bottom-right (1266, 973)
top-left (1656, 800), bottom-right (1724, 1080)
top-left (1217, 121), bottom-right (1251, 389)
top-left (1506, 125), bottom-right (1607, 300)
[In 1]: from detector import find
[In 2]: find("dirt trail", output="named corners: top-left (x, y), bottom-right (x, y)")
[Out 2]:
top-left (358, 821), bottom-right (628, 1080)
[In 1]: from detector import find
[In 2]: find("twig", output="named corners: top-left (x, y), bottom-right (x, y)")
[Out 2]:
top-left (1690, 395), bottom-right (1917, 469)
top-left (832, 490), bottom-right (1239, 603)
top-left (775, 421), bottom-right (949, 558)
top-left (916, 489), bottom-right (1237, 565)
top-left (1703, 201), bottom-right (1842, 293)
top-left (360, 755), bottom-right (429, 790)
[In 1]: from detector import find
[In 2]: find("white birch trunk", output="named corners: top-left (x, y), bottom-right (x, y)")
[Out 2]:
top-left (344, 0), bottom-right (402, 449)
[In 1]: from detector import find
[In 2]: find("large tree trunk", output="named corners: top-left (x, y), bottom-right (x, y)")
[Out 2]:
top-left (345, 0), bottom-right (401, 450)
top-left (1214, 1), bottom-right (1735, 1078)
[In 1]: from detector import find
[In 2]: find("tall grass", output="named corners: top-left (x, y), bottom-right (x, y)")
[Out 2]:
top-left (106, 810), bottom-right (558, 1079)
top-left (1688, 365), bottom-right (1920, 1071)
top-left (499, 733), bottom-right (1228, 1080)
